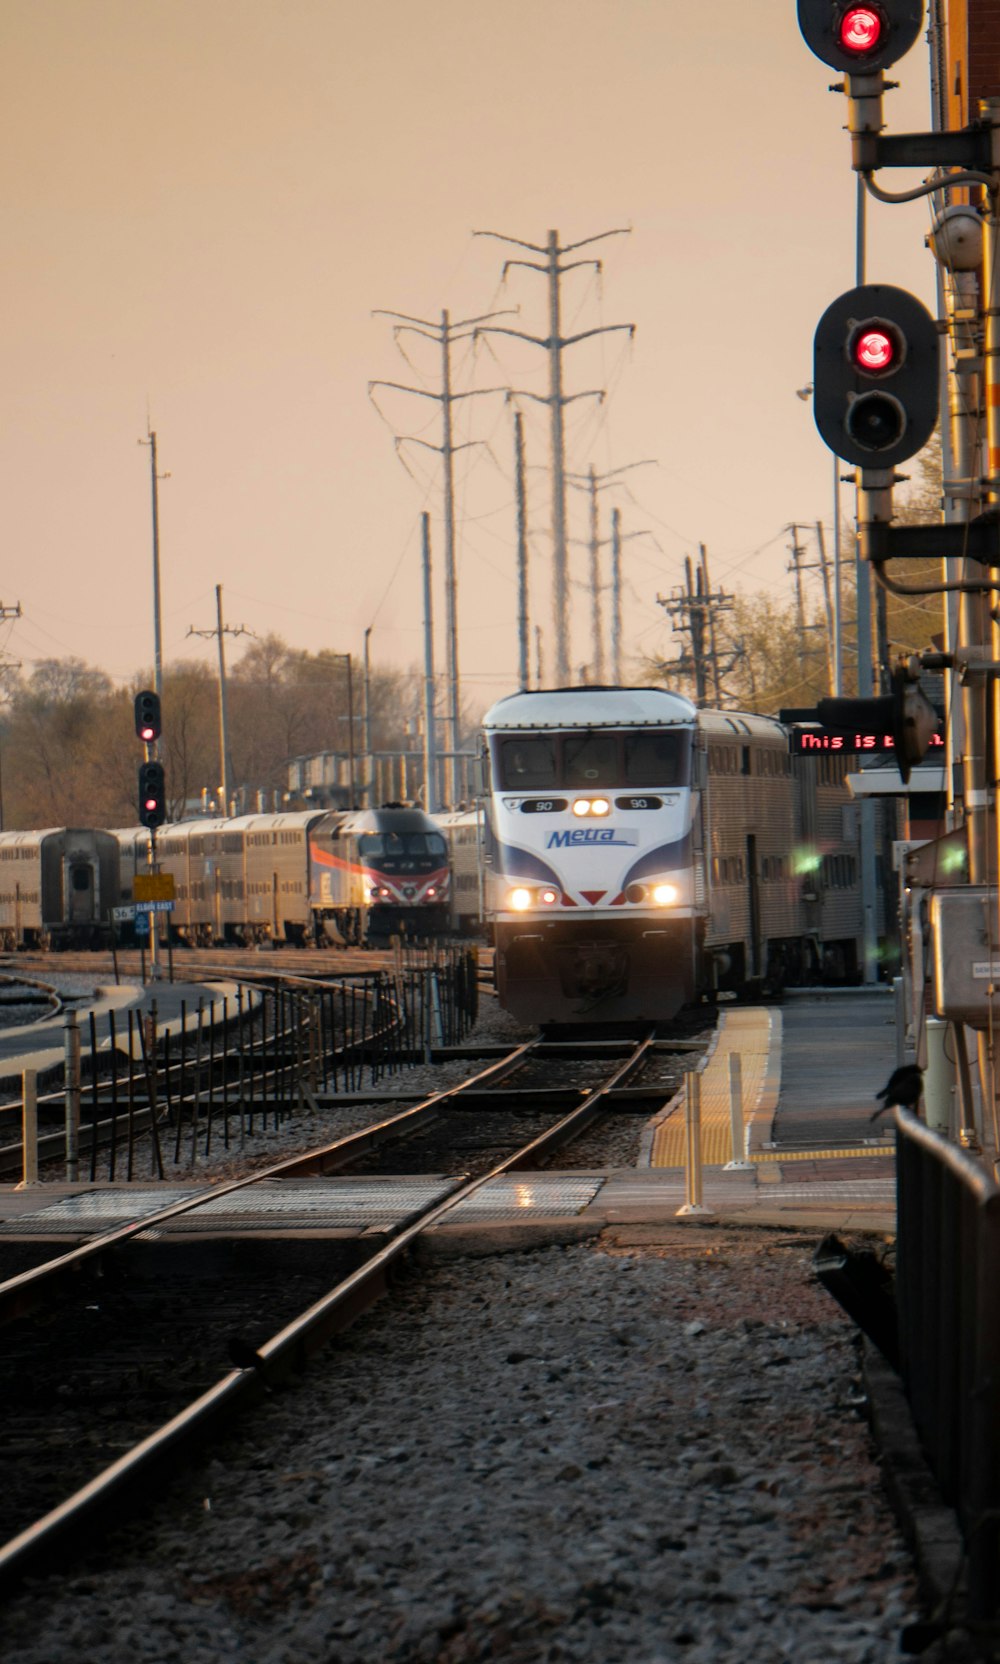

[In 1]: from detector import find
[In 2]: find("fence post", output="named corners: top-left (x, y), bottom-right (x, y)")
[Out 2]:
top-left (676, 1069), bottom-right (712, 1216)
top-left (64, 1011), bottom-right (81, 1181)
top-left (17, 1069), bottom-right (38, 1188)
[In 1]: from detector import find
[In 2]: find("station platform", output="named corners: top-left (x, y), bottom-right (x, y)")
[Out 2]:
top-left (0, 988), bottom-right (901, 1244)
top-left (0, 980), bottom-right (247, 1078)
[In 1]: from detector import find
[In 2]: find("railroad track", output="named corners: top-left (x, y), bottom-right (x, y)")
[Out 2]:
top-left (0, 1023), bottom-right (710, 1592)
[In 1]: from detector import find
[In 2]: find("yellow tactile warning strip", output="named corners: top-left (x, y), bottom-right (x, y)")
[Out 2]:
top-left (651, 1007), bottom-right (778, 1169)
top-left (752, 1146), bottom-right (892, 1161)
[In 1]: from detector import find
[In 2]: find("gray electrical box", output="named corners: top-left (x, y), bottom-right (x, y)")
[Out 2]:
top-left (930, 887), bottom-right (1000, 1029)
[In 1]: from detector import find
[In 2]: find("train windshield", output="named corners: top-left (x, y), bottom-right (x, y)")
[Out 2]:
top-left (359, 832), bottom-right (447, 861)
top-left (496, 729), bottom-right (690, 790)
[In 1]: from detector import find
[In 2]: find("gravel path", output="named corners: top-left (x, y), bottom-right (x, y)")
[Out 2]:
top-left (2, 1224), bottom-right (927, 1663)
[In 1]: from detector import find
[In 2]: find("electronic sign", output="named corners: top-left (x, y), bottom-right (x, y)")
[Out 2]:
top-left (790, 726), bottom-right (945, 756)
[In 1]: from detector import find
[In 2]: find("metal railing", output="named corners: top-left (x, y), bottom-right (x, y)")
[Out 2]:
top-left (3, 945), bottom-right (480, 1184)
top-left (895, 1108), bottom-right (1000, 1619)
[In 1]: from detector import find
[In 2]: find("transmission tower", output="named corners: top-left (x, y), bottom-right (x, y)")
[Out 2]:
top-left (473, 227), bottom-right (634, 684)
top-left (370, 308), bottom-right (509, 805)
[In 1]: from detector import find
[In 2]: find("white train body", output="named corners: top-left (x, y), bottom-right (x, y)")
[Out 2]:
top-left (482, 686), bottom-right (863, 1025)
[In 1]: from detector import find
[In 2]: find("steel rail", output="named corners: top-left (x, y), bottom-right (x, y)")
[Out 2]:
top-left (0, 1037), bottom-right (541, 1322)
top-left (0, 1030), bottom-right (647, 1591)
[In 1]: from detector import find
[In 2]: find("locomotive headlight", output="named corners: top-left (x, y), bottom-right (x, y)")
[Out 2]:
top-left (508, 886), bottom-right (534, 911)
top-left (426, 886), bottom-right (438, 899)
top-left (590, 797), bottom-right (610, 816)
top-left (652, 883), bottom-right (679, 906)
top-left (572, 799), bottom-right (591, 817)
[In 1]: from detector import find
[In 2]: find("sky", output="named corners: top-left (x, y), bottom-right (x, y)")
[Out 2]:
top-left (1, 0), bottom-right (942, 723)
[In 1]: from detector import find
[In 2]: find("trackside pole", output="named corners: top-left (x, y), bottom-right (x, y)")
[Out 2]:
top-left (724, 1052), bottom-right (753, 1171)
top-left (17, 1069), bottom-right (38, 1188)
top-left (64, 1011), bottom-right (81, 1182)
top-left (676, 1068), bottom-right (713, 1216)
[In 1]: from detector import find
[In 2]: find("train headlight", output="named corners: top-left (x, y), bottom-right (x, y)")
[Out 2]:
top-left (508, 886), bottom-right (534, 911)
top-left (652, 883), bottom-right (678, 906)
top-left (539, 887), bottom-right (559, 906)
top-left (426, 886), bottom-right (438, 899)
top-left (590, 797), bottom-right (610, 816)
top-left (572, 799), bottom-right (590, 817)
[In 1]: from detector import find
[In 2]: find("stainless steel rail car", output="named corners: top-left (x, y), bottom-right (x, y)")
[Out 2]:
top-left (432, 807), bottom-right (485, 935)
top-left (0, 828), bottom-right (120, 950)
top-left (481, 686), bottom-right (868, 1025)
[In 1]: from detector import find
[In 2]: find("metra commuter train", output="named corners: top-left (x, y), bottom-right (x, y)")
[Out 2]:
top-left (0, 807), bottom-right (449, 951)
top-left (117, 806), bottom-right (450, 946)
top-left (480, 686), bottom-right (876, 1024)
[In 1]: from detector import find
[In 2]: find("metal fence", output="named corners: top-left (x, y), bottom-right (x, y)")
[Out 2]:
top-left (895, 1108), bottom-right (1000, 1619)
top-left (4, 945), bottom-right (480, 1185)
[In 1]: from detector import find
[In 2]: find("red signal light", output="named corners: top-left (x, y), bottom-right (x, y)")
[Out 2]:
top-left (838, 5), bottom-right (885, 55)
top-left (849, 317), bottom-right (905, 376)
top-left (854, 327), bottom-right (896, 372)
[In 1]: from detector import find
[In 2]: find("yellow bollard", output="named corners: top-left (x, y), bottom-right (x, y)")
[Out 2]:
top-left (676, 1068), bottom-right (713, 1216)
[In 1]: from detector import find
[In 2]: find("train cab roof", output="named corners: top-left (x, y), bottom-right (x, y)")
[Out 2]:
top-left (482, 686), bottom-right (698, 731)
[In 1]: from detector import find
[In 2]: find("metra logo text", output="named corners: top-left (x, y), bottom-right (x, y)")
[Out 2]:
top-left (546, 828), bottom-right (638, 848)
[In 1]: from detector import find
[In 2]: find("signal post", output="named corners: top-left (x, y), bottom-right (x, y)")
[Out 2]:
top-left (134, 691), bottom-right (169, 981)
top-left (798, 2), bottom-right (1000, 1154)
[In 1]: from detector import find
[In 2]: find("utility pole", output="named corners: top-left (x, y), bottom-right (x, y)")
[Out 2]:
top-left (787, 524), bottom-right (808, 651)
top-left (787, 522), bottom-right (835, 684)
top-left (421, 513), bottom-right (439, 813)
top-left (188, 587), bottom-right (248, 816)
top-left (474, 227), bottom-right (634, 684)
top-left (514, 410), bottom-right (530, 690)
top-left (567, 460), bottom-right (655, 683)
top-left (138, 429), bottom-right (169, 710)
top-left (813, 520), bottom-right (837, 694)
top-left (657, 553), bottom-right (734, 706)
top-left (0, 601), bottom-right (21, 832)
top-left (363, 626), bottom-right (373, 805)
top-left (611, 510), bottom-right (624, 685)
top-left (370, 307), bottom-right (509, 806)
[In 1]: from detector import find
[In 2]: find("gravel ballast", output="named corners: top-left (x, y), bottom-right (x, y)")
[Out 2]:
top-left (2, 1224), bottom-right (927, 1663)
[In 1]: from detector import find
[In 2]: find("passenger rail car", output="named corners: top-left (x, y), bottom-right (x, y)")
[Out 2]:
top-left (116, 806), bottom-right (450, 947)
top-left (433, 806), bottom-right (485, 936)
top-left (0, 828), bottom-right (120, 950)
top-left (481, 686), bottom-right (868, 1025)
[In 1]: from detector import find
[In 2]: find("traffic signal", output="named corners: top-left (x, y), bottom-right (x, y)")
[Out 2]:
top-left (813, 284), bottom-right (939, 469)
top-left (797, 0), bottom-right (923, 74)
top-left (138, 761), bottom-right (167, 828)
top-left (816, 667), bottom-right (940, 784)
top-left (134, 690), bottom-right (161, 744)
